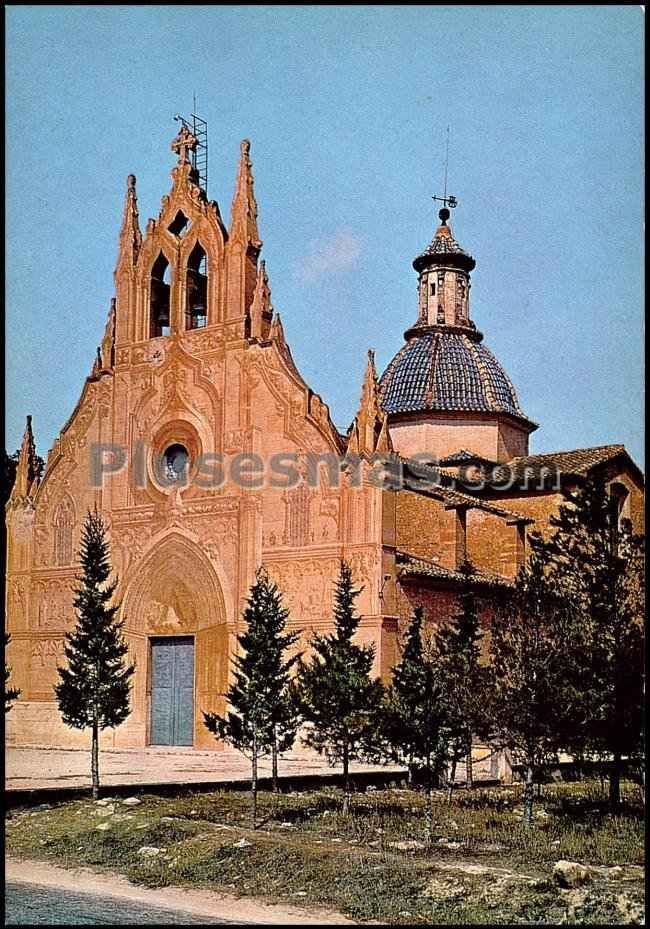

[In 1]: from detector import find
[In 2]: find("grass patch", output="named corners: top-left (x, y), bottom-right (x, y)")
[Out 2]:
top-left (6, 779), bottom-right (644, 925)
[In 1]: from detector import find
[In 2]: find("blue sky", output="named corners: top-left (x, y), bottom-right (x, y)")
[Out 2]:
top-left (6, 6), bottom-right (644, 465)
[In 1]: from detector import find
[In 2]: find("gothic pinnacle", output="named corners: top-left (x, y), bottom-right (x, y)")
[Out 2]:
top-left (117, 173), bottom-right (142, 267)
top-left (13, 415), bottom-right (40, 499)
top-left (348, 348), bottom-right (392, 457)
top-left (229, 139), bottom-right (261, 252)
top-left (250, 260), bottom-right (273, 339)
top-left (269, 311), bottom-right (286, 345)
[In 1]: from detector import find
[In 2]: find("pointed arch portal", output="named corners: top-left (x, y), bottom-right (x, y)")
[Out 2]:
top-left (122, 533), bottom-right (229, 747)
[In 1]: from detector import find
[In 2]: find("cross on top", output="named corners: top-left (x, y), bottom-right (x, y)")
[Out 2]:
top-left (171, 125), bottom-right (198, 165)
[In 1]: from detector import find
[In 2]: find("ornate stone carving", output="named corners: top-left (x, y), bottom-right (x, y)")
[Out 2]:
top-left (8, 578), bottom-right (28, 628)
top-left (32, 577), bottom-right (75, 632)
top-left (284, 484), bottom-right (311, 547)
top-left (30, 638), bottom-right (65, 667)
top-left (265, 556), bottom-right (340, 622)
top-left (225, 429), bottom-right (245, 454)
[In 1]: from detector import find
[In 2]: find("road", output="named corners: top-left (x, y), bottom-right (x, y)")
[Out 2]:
top-left (5, 881), bottom-right (241, 925)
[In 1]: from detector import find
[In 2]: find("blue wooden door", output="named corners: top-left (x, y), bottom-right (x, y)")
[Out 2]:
top-left (150, 637), bottom-right (194, 746)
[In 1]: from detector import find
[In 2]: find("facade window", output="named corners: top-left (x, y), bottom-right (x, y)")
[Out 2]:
top-left (430, 282), bottom-right (436, 296)
top-left (163, 444), bottom-right (190, 484)
top-left (186, 243), bottom-right (208, 330)
top-left (168, 210), bottom-right (190, 237)
top-left (150, 253), bottom-right (171, 338)
top-left (54, 500), bottom-right (74, 566)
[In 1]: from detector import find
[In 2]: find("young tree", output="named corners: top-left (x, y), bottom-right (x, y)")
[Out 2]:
top-left (5, 633), bottom-right (21, 713)
top-left (434, 561), bottom-right (486, 797)
top-left (295, 560), bottom-right (384, 813)
top-left (485, 552), bottom-right (579, 825)
top-left (55, 509), bottom-right (135, 799)
top-left (537, 477), bottom-right (645, 808)
top-left (382, 606), bottom-right (427, 787)
top-left (382, 605), bottom-right (452, 841)
top-left (204, 567), bottom-right (300, 824)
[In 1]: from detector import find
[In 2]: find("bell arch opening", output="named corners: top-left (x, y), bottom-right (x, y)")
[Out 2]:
top-left (185, 242), bottom-right (208, 330)
top-left (150, 252), bottom-right (172, 338)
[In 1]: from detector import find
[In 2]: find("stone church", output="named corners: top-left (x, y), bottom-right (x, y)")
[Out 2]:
top-left (6, 125), bottom-right (644, 752)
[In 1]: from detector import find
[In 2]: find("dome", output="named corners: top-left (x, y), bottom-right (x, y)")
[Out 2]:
top-left (378, 330), bottom-right (525, 420)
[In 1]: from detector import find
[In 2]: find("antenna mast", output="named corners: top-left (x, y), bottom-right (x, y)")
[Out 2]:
top-left (443, 125), bottom-right (450, 200)
top-left (433, 125), bottom-right (457, 214)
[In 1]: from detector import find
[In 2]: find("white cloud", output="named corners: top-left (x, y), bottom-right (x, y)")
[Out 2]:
top-left (294, 227), bottom-right (362, 283)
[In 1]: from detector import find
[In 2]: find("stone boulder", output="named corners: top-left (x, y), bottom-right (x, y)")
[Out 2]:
top-left (138, 846), bottom-right (162, 858)
top-left (552, 860), bottom-right (592, 888)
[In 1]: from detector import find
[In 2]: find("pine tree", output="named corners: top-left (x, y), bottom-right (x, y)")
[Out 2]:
top-left (535, 476), bottom-right (645, 808)
top-left (295, 560), bottom-right (384, 813)
top-left (434, 561), bottom-right (486, 796)
top-left (203, 567), bottom-right (300, 825)
top-left (5, 632), bottom-right (21, 713)
top-left (485, 552), bottom-right (579, 824)
top-left (383, 606), bottom-right (452, 841)
top-left (55, 509), bottom-right (135, 799)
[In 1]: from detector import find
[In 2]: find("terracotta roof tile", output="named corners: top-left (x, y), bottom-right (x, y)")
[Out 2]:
top-left (396, 551), bottom-right (513, 588)
top-left (486, 445), bottom-right (639, 486)
top-left (400, 458), bottom-right (534, 523)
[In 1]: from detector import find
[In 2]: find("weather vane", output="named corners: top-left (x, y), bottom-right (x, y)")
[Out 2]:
top-left (432, 126), bottom-right (457, 213)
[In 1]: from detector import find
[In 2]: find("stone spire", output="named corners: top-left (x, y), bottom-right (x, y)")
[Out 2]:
top-left (250, 260), bottom-right (273, 340)
top-left (229, 140), bottom-right (261, 254)
top-left (13, 416), bottom-right (40, 499)
top-left (117, 174), bottom-right (142, 268)
top-left (348, 350), bottom-right (392, 457)
top-left (225, 140), bottom-right (262, 324)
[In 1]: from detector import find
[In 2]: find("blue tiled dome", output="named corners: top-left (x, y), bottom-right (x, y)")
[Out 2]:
top-left (378, 331), bottom-right (525, 419)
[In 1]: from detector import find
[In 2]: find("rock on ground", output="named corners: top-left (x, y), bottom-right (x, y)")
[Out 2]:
top-left (388, 839), bottom-right (426, 851)
top-left (137, 846), bottom-right (162, 858)
top-left (553, 859), bottom-right (592, 888)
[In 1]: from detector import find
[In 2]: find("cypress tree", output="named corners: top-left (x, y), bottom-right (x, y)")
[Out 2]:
top-left (295, 560), bottom-right (384, 813)
top-left (434, 561), bottom-right (486, 796)
top-left (383, 606), bottom-right (451, 841)
top-left (485, 552), bottom-right (578, 825)
top-left (535, 476), bottom-right (645, 808)
top-left (382, 606), bottom-right (427, 786)
top-left (5, 632), bottom-right (21, 713)
top-left (204, 567), bottom-right (300, 825)
top-left (55, 509), bottom-right (135, 799)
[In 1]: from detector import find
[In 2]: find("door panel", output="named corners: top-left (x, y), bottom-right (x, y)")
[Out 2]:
top-left (150, 637), bottom-right (194, 746)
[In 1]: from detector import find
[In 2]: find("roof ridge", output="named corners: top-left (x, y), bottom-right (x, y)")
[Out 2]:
top-left (507, 443), bottom-right (626, 464)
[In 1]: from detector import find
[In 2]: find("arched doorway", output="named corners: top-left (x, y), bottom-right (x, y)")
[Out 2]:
top-left (121, 533), bottom-right (229, 748)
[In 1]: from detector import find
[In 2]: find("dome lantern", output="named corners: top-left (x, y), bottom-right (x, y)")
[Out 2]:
top-left (377, 203), bottom-right (537, 463)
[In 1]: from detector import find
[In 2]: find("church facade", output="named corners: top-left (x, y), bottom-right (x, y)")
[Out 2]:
top-left (6, 127), bottom-right (644, 752)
